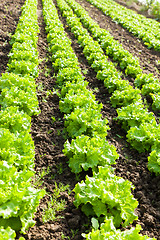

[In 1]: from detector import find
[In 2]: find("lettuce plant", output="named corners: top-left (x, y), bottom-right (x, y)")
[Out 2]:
top-left (0, 86), bottom-right (40, 116)
top-left (148, 141), bottom-right (160, 175)
top-left (0, 72), bottom-right (36, 91)
top-left (0, 227), bottom-right (18, 240)
top-left (115, 102), bottom-right (156, 130)
top-left (64, 107), bottom-right (108, 138)
top-left (59, 88), bottom-right (102, 114)
top-left (0, 161), bottom-right (45, 234)
top-left (74, 167), bottom-right (138, 227)
top-left (63, 135), bottom-right (118, 173)
top-left (127, 123), bottom-right (157, 152)
top-left (82, 217), bottom-right (156, 240)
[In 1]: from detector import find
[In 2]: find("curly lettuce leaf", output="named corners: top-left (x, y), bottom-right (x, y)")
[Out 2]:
top-left (64, 107), bottom-right (109, 138)
top-left (82, 217), bottom-right (156, 240)
top-left (0, 161), bottom-right (45, 234)
top-left (0, 106), bottom-right (31, 133)
top-left (74, 166), bottom-right (138, 227)
top-left (0, 128), bottom-right (35, 170)
top-left (0, 86), bottom-right (40, 116)
top-left (63, 135), bottom-right (118, 173)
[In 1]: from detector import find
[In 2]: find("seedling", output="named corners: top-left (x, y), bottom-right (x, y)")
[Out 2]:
top-left (42, 182), bottom-right (71, 222)
top-left (44, 67), bottom-right (51, 77)
top-left (51, 116), bottom-right (56, 123)
top-left (61, 233), bottom-right (70, 240)
top-left (56, 162), bottom-right (64, 174)
top-left (42, 196), bottom-right (65, 222)
top-left (71, 229), bottom-right (79, 238)
top-left (34, 166), bottom-right (50, 187)
top-left (46, 89), bottom-right (52, 98)
top-left (82, 68), bottom-right (88, 75)
top-left (37, 82), bottom-right (44, 92)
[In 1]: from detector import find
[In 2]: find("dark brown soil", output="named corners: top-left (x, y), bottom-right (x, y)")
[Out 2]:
top-left (1, 0), bottom-right (160, 239)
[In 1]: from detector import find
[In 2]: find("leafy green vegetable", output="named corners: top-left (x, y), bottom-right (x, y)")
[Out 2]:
top-left (63, 135), bottom-right (118, 173)
top-left (148, 141), bottom-right (160, 175)
top-left (0, 86), bottom-right (40, 116)
top-left (0, 107), bottom-right (31, 133)
top-left (60, 79), bottom-right (88, 98)
top-left (110, 87), bottom-right (142, 108)
top-left (10, 42), bottom-right (37, 53)
top-left (82, 217), bottom-right (156, 239)
top-left (86, 0), bottom-right (160, 51)
top-left (134, 73), bottom-right (158, 88)
top-left (0, 227), bottom-right (16, 240)
top-left (0, 128), bottom-right (35, 170)
top-left (150, 93), bottom-right (160, 111)
top-left (7, 60), bottom-right (38, 78)
top-left (53, 57), bottom-right (79, 71)
top-left (0, 161), bottom-right (45, 234)
top-left (116, 102), bottom-right (156, 130)
top-left (141, 83), bottom-right (160, 95)
top-left (56, 67), bottom-right (82, 86)
top-left (127, 123), bottom-right (157, 153)
top-left (59, 88), bottom-right (102, 114)
top-left (8, 50), bottom-right (38, 64)
top-left (0, 72), bottom-right (36, 91)
top-left (74, 167), bottom-right (138, 227)
top-left (64, 107), bottom-right (109, 138)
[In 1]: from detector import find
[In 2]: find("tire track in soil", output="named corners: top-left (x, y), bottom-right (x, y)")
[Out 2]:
top-left (53, 0), bottom-right (160, 238)
top-left (75, 0), bottom-right (160, 80)
top-left (17, 0), bottom-right (88, 239)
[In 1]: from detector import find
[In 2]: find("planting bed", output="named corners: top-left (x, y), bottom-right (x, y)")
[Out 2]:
top-left (0, 0), bottom-right (160, 239)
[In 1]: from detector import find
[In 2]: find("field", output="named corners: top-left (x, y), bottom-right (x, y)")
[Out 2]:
top-left (0, 0), bottom-right (160, 239)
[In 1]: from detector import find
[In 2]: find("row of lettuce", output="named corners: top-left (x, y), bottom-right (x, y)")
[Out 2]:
top-left (0, 0), bottom-right (157, 238)
top-left (86, 0), bottom-right (160, 51)
top-left (0, 0), bottom-right (45, 239)
top-left (65, 0), bottom-right (160, 113)
top-left (42, 0), bottom-right (156, 238)
top-left (57, 0), bottom-right (160, 175)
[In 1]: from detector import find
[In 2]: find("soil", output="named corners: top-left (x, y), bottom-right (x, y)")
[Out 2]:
top-left (0, 0), bottom-right (160, 239)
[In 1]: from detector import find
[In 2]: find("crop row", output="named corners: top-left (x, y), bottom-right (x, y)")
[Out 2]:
top-left (0, 0), bottom-right (45, 239)
top-left (65, 0), bottom-right (160, 113)
top-left (86, 0), bottom-right (160, 51)
top-left (56, 0), bottom-right (160, 175)
top-left (42, 0), bottom-right (155, 238)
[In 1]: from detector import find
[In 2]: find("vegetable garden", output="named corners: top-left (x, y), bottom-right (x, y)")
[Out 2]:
top-left (0, 0), bottom-right (160, 239)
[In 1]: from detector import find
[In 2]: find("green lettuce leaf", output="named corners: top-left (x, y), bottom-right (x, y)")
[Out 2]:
top-left (74, 166), bottom-right (138, 227)
top-left (63, 135), bottom-right (118, 173)
top-left (82, 217), bottom-right (156, 239)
